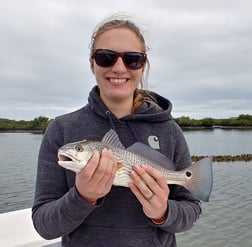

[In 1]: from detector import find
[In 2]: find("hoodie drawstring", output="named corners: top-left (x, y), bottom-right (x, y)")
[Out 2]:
top-left (106, 110), bottom-right (140, 143)
top-left (106, 111), bottom-right (116, 130)
top-left (127, 122), bottom-right (140, 142)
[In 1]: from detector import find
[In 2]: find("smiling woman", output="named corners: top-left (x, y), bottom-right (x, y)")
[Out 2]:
top-left (89, 20), bottom-right (149, 118)
top-left (32, 15), bottom-right (202, 247)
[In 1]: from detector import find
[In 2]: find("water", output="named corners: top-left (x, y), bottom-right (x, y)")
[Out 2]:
top-left (177, 162), bottom-right (252, 247)
top-left (184, 128), bottom-right (252, 155)
top-left (0, 132), bottom-right (42, 213)
top-left (0, 129), bottom-right (252, 246)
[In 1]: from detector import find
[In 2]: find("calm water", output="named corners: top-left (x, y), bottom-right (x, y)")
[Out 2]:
top-left (0, 129), bottom-right (252, 246)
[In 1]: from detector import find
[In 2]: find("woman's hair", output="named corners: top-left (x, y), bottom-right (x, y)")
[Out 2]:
top-left (90, 15), bottom-right (157, 112)
top-left (90, 16), bottom-right (147, 54)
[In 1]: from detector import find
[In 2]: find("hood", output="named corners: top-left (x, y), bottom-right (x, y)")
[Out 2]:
top-left (87, 86), bottom-right (173, 123)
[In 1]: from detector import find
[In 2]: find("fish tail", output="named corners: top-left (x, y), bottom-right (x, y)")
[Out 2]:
top-left (183, 156), bottom-right (213, 202)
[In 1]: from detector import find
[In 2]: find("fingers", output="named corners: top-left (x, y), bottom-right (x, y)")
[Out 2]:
top-left (80, 152), bottom-right (100, 180)
top-left (91, 149), bottom-right (116, 184)
top-left (79, 148), bottom-right (116, 183)
top-left (130, 165), bottom-right (166, 198)
top-left (129, 167), bottom-right (155, 203)
top-left (100, 149), bottom-right (117, 188)
top-left (129, 165), bottom-right (169, 220)
top-left (141, 165), bottom-right (168, 190)
top-left (76, 148), bottom-right (117, 202)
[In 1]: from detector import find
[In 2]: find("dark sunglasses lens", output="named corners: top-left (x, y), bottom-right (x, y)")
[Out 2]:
top-left (94, 50), bottom-right (116, 67)
top-left (124, 53), bottom-right (146, 69)
top-left (93, 50), bottom-right (146, 69)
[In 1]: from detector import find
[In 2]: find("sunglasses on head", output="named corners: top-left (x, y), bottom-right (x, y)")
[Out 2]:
top-left (91, 49), bottom-right (147, 70)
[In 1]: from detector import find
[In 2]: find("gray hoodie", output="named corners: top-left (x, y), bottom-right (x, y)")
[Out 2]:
top-left (32, 86), bottom-right (201, 247)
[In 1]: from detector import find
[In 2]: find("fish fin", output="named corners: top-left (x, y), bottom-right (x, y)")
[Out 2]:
top-left (182, 156), bottom-right (213, 202)
top-left (102, 129), bottom-right (125, 149)
top-left (127, 143), bottom-right (175, 170)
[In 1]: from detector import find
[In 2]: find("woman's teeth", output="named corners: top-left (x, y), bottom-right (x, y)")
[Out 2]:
top-left (109, 78), bottom-right (127, 83)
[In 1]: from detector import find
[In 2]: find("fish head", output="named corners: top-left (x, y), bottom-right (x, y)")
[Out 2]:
top-left (57, 140), bottom-right (95, 173)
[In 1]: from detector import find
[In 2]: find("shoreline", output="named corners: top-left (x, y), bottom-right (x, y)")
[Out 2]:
top-left (192, 154), bottom-right (252, 162)
top-left (0, 129), bottom-right (44, 134)
top-left (181, 125), bottom-right (252, 130)
top-left (1, 125), bottom-right (252, 133)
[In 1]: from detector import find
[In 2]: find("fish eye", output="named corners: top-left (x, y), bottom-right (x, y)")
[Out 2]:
top-left (75, 144), bottom-right (83, 152)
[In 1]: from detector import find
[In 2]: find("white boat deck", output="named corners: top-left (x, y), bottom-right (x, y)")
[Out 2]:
top-left (0, 208), bottom-right (60, 247)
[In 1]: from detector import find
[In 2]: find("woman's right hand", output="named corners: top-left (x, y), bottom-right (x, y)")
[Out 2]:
top-left (75, 148), bottom-right (117, 204)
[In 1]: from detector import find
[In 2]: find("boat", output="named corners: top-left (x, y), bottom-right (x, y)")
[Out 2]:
top-left (0, 208), bottom-right (60, 247)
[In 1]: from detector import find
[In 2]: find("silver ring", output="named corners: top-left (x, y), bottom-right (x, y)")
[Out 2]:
top-left (147, 193), bottom-right (154, 201)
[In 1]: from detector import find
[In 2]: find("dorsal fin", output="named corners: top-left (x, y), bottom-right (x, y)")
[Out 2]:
top-left (102, 129), bottom-right (175, 170)
top-left (127, 142), bottom-right (175, 170)
top-left (102, 129), bottom-right (125, 149)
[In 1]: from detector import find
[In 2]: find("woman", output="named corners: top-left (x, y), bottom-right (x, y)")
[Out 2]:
top-left (32, 16), bottom-right (201, 247)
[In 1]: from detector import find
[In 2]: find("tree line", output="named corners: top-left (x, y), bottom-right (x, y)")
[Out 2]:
top-left (0, 114), bottom-right (252, 133)
top-left (174, 114), bottom-right (252, 128)
top-left (0, 116), bottom-right (51, 132)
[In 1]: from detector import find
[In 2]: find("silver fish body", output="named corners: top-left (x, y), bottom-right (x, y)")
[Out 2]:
top-left (58, 129), bottom-right (213, 202)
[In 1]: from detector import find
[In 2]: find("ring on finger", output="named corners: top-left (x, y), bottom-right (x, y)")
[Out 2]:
top-left (146, 193), bottom-right (154, 201)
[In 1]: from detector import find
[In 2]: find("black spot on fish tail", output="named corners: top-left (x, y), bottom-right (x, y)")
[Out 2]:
top-left (185, 170), bottom-right (192, 177)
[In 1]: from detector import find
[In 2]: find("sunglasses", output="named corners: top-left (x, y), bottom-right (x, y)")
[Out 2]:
top-left (91, 49), bottom-right (147, 70)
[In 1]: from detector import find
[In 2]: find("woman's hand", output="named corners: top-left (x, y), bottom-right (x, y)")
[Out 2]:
top-left (129, 165), bottom-right (169, 222)
top-left (75, 148), bottom-right (117, 204)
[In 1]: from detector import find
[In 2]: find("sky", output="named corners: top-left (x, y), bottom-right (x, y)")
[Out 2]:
top-left (0, 0), bottom-right (251, 120)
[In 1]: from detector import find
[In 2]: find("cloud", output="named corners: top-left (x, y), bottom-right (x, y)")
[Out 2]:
top-left (0, 0), bottom-right (251, 120)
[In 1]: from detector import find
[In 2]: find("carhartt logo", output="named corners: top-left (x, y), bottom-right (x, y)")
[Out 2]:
top-left (148, 135), bottom-right (160, 149)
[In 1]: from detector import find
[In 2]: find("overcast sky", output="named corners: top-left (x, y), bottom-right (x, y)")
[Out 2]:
top-left (1, 0), bottom-right (251, 120)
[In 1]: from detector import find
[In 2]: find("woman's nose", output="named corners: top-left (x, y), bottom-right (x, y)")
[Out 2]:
top-left (111, 57), bottom-right (127, 73)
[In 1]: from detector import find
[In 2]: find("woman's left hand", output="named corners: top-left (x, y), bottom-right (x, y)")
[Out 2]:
top-left (129, 165), bottom-right (169, 221)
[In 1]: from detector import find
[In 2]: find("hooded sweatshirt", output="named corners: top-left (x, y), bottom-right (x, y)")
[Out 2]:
top-left (32, 86), bottom-right (201, 247)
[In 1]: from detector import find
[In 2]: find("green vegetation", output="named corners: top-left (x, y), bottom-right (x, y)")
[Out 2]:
top-left (0, 114), bottom-right (252, 132)
top-left (0, 116), bottom-right (52, 133)
top-left (174, 114), bottom-right (252, 129)
top-left (192, 154), bottom-right (252, 162)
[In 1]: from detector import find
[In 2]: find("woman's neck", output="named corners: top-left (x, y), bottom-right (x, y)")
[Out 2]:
top-left (103, 98), bottom-right (133, 119)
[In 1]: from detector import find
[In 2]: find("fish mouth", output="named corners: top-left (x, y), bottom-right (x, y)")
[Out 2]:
top-left (58, 153), bottom-right (79, 163)
top-left (57, 152), bottom-right (83, 173)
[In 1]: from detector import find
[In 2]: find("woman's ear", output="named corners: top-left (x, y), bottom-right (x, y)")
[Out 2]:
top-left (142, 66), bottom-right (145, 74)
top-left (90, 58), bottom-right (95, 74)
top-left (142, 62), bottom-right (146, 74)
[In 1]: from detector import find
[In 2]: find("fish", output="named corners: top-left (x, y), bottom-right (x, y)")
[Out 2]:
top-left (58, 129), bottom-right (213, 202)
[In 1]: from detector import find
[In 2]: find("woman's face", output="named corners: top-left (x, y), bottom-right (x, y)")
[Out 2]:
top-left (90, 28), bottom-right (145, 107)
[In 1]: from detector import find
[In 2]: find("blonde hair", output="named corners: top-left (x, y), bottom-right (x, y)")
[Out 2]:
top-left (90, 15), bottom-right (157, 112)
